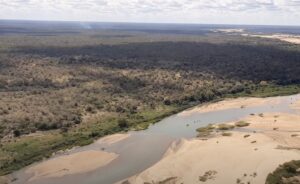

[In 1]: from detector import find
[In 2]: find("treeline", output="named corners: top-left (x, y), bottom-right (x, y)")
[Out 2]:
top-left (11, 41), bottom-right (300, 84)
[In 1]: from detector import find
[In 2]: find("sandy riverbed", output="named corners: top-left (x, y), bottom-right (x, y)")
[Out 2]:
top-left (121, 112), bottom-right (300, 184)
top-left (291, 100), bottom-right (300, 111)
top-left (11, 95), bottom-right (300, 184)
top-left (249, 34), bottom-right (300, 44)
top-left (23, 133), bottom-right (130, 183)
top-left (26, 150), bottom-right (118, 182)
top-left (178, 97), bottom-right (279, 116)
top-left (96, 133), bottom-right (130, 145)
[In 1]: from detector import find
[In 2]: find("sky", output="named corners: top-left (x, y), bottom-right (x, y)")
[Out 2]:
top-left (0, 0), bottom-right (300, 25)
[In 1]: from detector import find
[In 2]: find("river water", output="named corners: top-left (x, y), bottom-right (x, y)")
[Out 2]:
top-left (12, 94), bottom-right (300, 184)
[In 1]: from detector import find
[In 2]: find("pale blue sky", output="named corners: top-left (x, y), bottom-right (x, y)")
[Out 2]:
top-left (0, 0), bottom-right (300, 25)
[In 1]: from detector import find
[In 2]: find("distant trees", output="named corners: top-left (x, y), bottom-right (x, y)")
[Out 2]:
top-left (0, 31), bottom-right (299, 138)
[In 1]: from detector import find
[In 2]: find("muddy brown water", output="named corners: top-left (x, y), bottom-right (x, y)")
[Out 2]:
top-left (11, 94), bottom-right (300, 184)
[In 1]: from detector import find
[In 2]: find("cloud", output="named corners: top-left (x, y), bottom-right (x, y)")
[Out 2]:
top-left (0, 0), bottom-right (299, 25)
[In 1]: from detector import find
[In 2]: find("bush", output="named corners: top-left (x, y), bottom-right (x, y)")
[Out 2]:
top-left (197, 124), bottom-right (215, 132)
top-left (72, 116), bottom-right (82, 124)
top-left (36, 123), bottom-right (50, 131)
top-left (118, 119), bottom-right (129, 129)
top-left (222, 132), bottom-right (232, 136)
top-left (85, 106), bottom-right (93, 112)
top-left (13, 130), bottom-right (21, 137)
top-left (89, 131), bottom-right (100, 138)
top-left (266, 160), bottom-right (300, 184)
top-left (218, 124), bottom-right (235, 130)
top-left (196, 124), bottom-right (215, 137)
top-left (164, 99), bottom-right (171, 106)
top-left (235, 121), bottom-right (250, 127)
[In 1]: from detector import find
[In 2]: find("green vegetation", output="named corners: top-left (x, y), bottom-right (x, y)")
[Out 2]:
top-left (196, 124), bottom-right (215, 137)
top-left (235, 121), bottom-right (250, 127)
top-left (217, 124), bottom-right (235, 131)
top-left (199, 170), bottom-right (218, 182)
top-left (266, 160), bottom-right (300, 184)
top-left (0, 23), bottom-right (300, 175)
top-left (136, 176), bottom-right (178, 184)
top-left (0, 104), bottom-right (187, 175)
top-left (244, 134), bottom-right (251, 138)
top-left (222, 132), bottom-right (233, 136)
top-left (226, 84), bottom-right (300, 98)
top-left (0, 133), bottom-right (93, 175)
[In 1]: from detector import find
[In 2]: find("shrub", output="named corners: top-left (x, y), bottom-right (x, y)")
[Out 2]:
top-left (36, 123), bottom-right (50, 131)
top-left (222, 132), bottom-right (232, 136)
top-left (218, 124), bottom-right (235, 130)
top-left (196, 124), bottom-right (215, 137)
top-left (118, 119), bottom-right (129, 129)
top-left (13, 130), bottom-right (21, 137)
top-left (163, 99), bottom-right (171, 106)
top-left (266, 160), bottom-right (300, 184)
top-left (244, 134), bottom-right (250, 138)
top-left (72, 116), bottom-right (82, 124)
top-left (235, 121), bottom-right (250, 127)
top-left (85, 106), bottom-right (93, 112)
top-left (89, 131), bottom-right (99, 138)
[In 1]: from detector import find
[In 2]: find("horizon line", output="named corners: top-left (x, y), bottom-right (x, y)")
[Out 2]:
top-left (1, 18), bottom-right (300, 28)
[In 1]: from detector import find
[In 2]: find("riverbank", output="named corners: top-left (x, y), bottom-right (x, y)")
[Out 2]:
top-left (178, 96), bottom-right (280, 116)
top-left (23, 133), bottom-right (130, 183)
top-left (2, 85), bottom-right (300, 183)
top-left (249, 34), bottom-right (300, 45)
top-left (121, 106), bottom-right (300, 183)
top-left (95, 133), bottom-right (131, 145)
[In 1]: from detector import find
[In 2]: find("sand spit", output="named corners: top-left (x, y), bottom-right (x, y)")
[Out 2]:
top-left (96, 133), bottom-right (130, 145)
top-left (249, 34), bottom-right (300, 44)
top-left (121, 113), bottom-right (300, 184)
top-left (178, 97), bottom-right (279, 116)
top-left (214, 29), bottom-right (245, 33)
top-left (26, 150), bottom-right (118, 182)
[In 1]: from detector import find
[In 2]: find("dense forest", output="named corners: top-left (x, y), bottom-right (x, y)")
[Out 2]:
top-left (0, 24), bottom-right (300, 175)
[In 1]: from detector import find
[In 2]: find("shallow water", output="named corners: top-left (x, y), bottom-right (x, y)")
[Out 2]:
top-left (12, 94), bottom-right (300, 184)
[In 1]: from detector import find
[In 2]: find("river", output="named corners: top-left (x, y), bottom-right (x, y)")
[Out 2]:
top-left (12, 94), bottom-right (300, 184)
